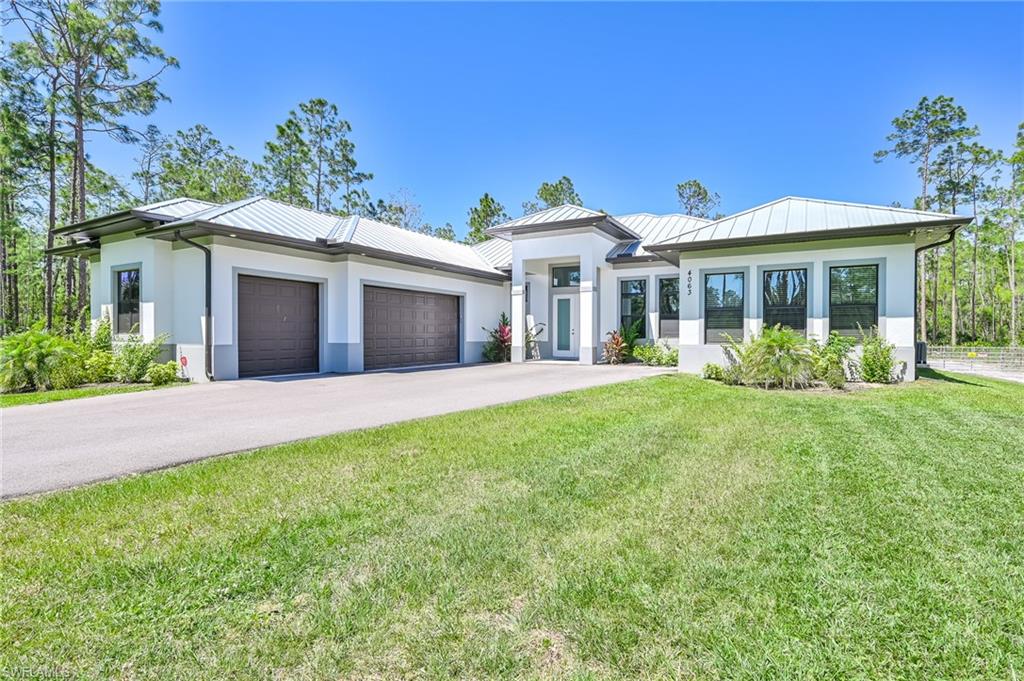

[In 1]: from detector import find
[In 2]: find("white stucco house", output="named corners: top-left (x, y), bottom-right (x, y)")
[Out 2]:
top-left (53, 194), bottom-right (969, 382)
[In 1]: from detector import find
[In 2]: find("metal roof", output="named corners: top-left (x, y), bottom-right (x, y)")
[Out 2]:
top-left (486, 204), bottom-right (639, 241)
top-left (162, 197), bottom-right (504, 277)
top-left (333, 215), bottom-right (502, 274)
top-left (471, 237), bottom-right (513, 270)
top-left (657, 196), bottom-right (970, 248)
top-left (490, 204), bottom-right (606, 229)
top-left (132, 197), bottom-right (220, 220)
top-left (55, 196), bottom-right (221, 236)
top-left (608, 213), bottom-right (711, 260)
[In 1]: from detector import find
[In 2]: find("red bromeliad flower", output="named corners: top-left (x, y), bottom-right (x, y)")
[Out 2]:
top-left (498, 322), bottom-right (512, 346)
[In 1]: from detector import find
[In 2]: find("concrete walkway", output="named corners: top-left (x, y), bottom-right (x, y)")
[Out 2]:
top-left (1, 363), bottom-right (669, 499)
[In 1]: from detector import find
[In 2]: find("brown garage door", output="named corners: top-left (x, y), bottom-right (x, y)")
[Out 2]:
top-left (238, 275), bottom-right (319, 378)
top-left (363, 286), bottom-right (459, 370)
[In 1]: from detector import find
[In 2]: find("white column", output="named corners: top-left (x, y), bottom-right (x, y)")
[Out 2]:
top-left (511, 257), bottom-right (526, 363)
top-left (579, 252), bottom-right (598, 365)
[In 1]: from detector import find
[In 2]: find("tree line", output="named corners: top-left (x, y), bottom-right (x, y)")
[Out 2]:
top-left (875, 96), bottom-right (1022, 347)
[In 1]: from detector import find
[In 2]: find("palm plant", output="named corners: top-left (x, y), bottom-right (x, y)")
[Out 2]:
top-left (725, 325), bottom-right (815, 389)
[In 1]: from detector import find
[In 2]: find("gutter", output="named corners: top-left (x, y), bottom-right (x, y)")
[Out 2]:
top-left (174, 231), bottom-right (215, 382)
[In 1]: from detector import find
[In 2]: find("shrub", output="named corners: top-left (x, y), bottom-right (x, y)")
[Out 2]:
top-left (602, 329), bottom-right (627, 364)
top-left (860, 327), bottom-right (896, 383)
top-left (113, 333), bottom-right (168, 383)
top-left (702, 363), bottom-right (725, 381)
top-left (49, 345), bottom-right (91, 390)
top-left (92, 315), bottom-right (113, 352)
top-left (631, 344), bottom-right (656, 365)
top-left (724, 325), bottom-right (815, 389)
top-left (146, 360), bottom-right (180, 386)
top-left (481, 312), bottom-right (512, 362)
top-left (812, 331), bottom-right (856, 389)
top-left (633, 341), bottom-right (679, 367)
top-left (86, 350), bottom-right (115, 383)
top-left (0, 324), bottom-right (76, 392)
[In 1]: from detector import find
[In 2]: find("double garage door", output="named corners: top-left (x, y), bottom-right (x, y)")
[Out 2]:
top-left (237, 276), bottom-right (459, 376)
top-left (363, 286), bottom-right (459, 371)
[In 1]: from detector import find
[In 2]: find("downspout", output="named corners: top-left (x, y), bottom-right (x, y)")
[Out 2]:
top-left (175, 231), bottom-right (214, 382)
top-left (914, 225), bottom-right (960, 363)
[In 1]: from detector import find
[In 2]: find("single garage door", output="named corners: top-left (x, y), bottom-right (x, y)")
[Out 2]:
top-left (363, 286), bottom-right (459, 370)
top-left (238, 275), bottom-right (319, 378)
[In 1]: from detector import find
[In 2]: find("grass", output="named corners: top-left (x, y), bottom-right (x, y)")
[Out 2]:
top-left (0, 382), bottom-right (185, 408)
top-left (1, 370), bottom-right (1022, 679)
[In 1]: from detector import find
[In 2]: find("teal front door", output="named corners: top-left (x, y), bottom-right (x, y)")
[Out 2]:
top-left (553, 294), bottom-right (578, 358)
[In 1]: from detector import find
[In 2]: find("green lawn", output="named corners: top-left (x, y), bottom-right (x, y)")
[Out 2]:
top-left (0, 382), bottom-right (186, 408)
top-left (1, 371), bottom-right (1022, 679)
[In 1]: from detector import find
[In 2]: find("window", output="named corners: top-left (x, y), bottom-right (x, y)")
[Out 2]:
top-left (704, 272), bottom-right (744, 343)
top-left (524, 282), bottom-right (531, 314)
top-left (551, 266), bottom-right (580, 288)
top-left (116, 268), bottom-right (140, 334)
top-left (763, 268), bottom-right (808, 334)
top-left (659, 277), bottom-right (679, 338)
top-left (620, 279), bottom-right (646, 338)
top-left (829, 265), bottom-right (878, 337)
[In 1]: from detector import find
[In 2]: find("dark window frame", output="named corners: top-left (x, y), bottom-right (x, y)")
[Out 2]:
top-left (620, 278), bottom-right (647, 339)
top-left (551, 265), bottom-right (580, 288)
top-left (704, 271), bottom-right (745, 344)
top-left (115, 267), bottom-right (141, 335)
top-left (829, 264), bottom-right (879, 337)
top-left (658, 276), bottom-right (680, 338)
top-left (762, 267), bottom-right (808, 335)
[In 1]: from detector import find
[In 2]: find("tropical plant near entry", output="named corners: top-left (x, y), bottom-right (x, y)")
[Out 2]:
top-left (619, 318), bottom-right (644, 359)
top-left (481, 312), bottom-right (512, 362)
top-left (524, 322), bottom-right (545, 360)
top-left (602, 329), bottom-right (627, 364)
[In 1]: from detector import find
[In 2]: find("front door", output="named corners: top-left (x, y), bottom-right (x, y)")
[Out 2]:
top-left (552, 294), bottom-right (579, 359)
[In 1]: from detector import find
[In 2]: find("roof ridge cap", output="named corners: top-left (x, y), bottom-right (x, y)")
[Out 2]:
top-left (785, 195), bottom-right (958, 218)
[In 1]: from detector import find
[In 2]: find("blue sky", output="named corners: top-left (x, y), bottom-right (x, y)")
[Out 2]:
top-left (85, 2), bottom-right (1022, 238)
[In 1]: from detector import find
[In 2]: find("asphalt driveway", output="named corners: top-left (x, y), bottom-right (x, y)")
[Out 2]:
top-left (1, 362), bottom-right (668, 499)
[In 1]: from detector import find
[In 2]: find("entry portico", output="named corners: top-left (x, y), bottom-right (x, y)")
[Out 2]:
top-left (488, 206), bottom-right (644, 365)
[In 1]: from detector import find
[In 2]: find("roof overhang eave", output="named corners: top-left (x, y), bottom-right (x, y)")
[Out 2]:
top-left (604, 254), bottom-right (664, 265)
top-left (53, 209), bottom-right (134, 235)
top-left (143, 221), bottom-right (510, 283)
top-left (647, 218), bottom-right (972, 255)
top-left (45, 240), bottom-right (101, 257)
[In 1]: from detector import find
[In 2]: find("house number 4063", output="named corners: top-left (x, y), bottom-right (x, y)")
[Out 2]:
top-left (686, 270), bottom-right (693, 296)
